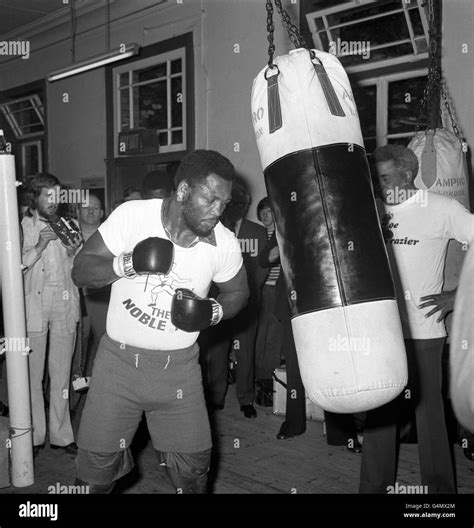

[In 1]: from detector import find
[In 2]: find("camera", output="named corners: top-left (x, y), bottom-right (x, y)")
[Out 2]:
top-left (47, 214), bottom-right (81, 246)
top-left (72, 375), bottom-right (90, 392)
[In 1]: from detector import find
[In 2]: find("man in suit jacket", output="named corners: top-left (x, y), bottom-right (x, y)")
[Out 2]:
top-left (201, 183), bottom-right (267, 418)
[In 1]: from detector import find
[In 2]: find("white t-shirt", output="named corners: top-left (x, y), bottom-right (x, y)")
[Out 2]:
top-left (99, 199), bottom-right (243, 350)
top-left (377, 190), bottom-right (474, 339)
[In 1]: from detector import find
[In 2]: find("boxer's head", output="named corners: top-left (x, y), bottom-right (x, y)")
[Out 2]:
top-left (372, 145), bottom-right (418, 204)
top-left (174, 150), bottom-right (235, 237)
top-left (29, 173), bottom-right (61, 219)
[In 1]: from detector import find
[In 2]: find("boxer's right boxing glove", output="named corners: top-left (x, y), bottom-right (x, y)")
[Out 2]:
top-left (113, 237), bottom-right (174, 279)
top-left (171, 288), bottom-right (223, 332)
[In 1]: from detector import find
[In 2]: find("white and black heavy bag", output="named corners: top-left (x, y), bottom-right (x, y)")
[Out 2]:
top-left (251, 48), bottom-right (407, 413)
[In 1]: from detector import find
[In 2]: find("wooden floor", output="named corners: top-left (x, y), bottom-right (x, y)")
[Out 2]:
top-left (1, 387), bottom-right (473, 495)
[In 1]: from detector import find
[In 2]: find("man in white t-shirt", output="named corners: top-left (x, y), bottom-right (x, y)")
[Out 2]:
top-left (71, 150), bottom-right (248, 494)
top-left (360, 144), bottom-right (474, 494)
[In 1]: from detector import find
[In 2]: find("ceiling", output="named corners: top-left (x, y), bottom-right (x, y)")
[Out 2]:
top-left (0, 0), bottom-right (68, 37)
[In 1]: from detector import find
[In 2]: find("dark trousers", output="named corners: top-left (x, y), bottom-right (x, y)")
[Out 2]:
top-left (325, 412), bottom-right (360, 446)
top-left (200, 304), bottom-right (258, 407)
top-left (278, 293), bottom-right (306, 435)
top-left (255, 284), bottom-right (282, 379)
top-left (360, 338), bottom-right (456, 493)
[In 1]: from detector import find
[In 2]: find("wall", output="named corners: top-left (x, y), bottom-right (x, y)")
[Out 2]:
top-left (203, 0), bottom-right (296, 220)
top-left (442, 0), bottom-right (474, 195)
top-left (0, 0), bottom-right (296, 220)
top-left (47, 69), bottom-right (106, 186)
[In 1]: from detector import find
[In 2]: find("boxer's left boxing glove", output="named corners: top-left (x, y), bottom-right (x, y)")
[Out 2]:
top-left (171, 288), bottom-right (223, 332)
top-left (113, 237), bottom-right (174, 279)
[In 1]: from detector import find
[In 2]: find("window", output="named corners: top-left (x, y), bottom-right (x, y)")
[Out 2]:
top-left (352, 71), bottom-right (427, 150)
top-left (21, 140), bottom-right (43, 176)
top-left (306, 0), bottom-right (429, 72)
top-left (0, 95), bottom-right (44, 139)
top-left (114, 48), bottom-right (186, 156)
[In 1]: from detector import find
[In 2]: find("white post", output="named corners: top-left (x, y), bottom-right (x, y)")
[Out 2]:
top-left (0, 131), bottom-right (34, 486)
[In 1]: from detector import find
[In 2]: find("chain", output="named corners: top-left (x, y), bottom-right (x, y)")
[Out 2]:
top-left (441, 83), bottom-right (461, 139)
top-left (265, 0), bottom-right (315, 71)
top-left (274, 0), bottom-right (306, 49)
top-left (266, 0), bottom-right (276, 69)
top-left (416, 0), bottom-right (442, 132)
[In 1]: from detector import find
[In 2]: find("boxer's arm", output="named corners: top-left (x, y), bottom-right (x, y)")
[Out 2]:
top-left (72, 230), bottom-right (118, 289)
top-left (214, 265), bottom-right (249, 320)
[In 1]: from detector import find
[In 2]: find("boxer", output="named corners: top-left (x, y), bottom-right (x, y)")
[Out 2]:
top-left (72, 150), bottom-right (248, 493)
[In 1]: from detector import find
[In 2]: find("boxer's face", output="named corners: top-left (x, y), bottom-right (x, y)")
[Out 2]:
top-left (376, 160), bottom-right (410, 203)
top-left (36, 186), bottom-right (59, 218)
top-left (181, 173), bottom-right (232, 237)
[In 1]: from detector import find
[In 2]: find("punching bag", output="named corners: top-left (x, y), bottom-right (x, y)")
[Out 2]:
top-left (251, 48), bottom-right (407, 413)
top-left (408, 128), bottom-right (470, 293)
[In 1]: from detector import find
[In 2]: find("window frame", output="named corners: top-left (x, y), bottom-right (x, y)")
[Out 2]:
top-left (21, 139), bottom-right (43, 176)
top-left (355, 68), bottom-right (428, 148)
top-left (0, 94), bottom-right (44, 139)
top-left (305, 0), bottom-right (429, 74)
top-left (113, 47), bottom-right (186, 156)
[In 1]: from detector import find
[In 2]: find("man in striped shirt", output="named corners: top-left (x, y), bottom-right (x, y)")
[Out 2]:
top-left (255, 198), bottom-right (282, 385)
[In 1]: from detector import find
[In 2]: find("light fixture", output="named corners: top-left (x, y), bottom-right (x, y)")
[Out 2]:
top-left (47, 43), bottom-right (140, 82)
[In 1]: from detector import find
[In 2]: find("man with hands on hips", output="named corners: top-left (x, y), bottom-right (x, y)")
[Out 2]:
top-left (360, 144), bottom-right (474, 494)
top-left (71, 150), bottom-right (248, 494)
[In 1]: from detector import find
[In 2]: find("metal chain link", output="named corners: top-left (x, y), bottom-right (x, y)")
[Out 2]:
top-left (266, 0), bottom-right (276, 68)
top-left (415, 0), bottom-right (462, 139)
top-left (274, 0), bottom-right (309, 50)
top-left (416, 0), bottom-right (441, 131)
top-left (265, 0), bottom-right (316, 70)
top-left (441, 83), bottom-right (461, 138)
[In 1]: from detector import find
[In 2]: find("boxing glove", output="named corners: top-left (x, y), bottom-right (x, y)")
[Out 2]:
top-left (113, 237), bottom-right (174, 279)
top-left (171, 288), bottom-right (223, 332)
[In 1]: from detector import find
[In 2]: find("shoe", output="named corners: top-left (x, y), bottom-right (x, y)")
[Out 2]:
top-left (276, 430), bottom-right (305, 440)
top-left (240, 404), bottom-right (257, 418)
top-left (347, 439), bottom-right (362, 453)
top-left (50, 442), bottom-right (78, 455)
top-left (208, 403), bottom-right (224, 412)
top-left (33, 444), bottom-right (45, 457)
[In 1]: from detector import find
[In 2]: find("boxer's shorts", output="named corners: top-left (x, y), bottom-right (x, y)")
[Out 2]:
top-left (77, 333), bottom-right (212, 454)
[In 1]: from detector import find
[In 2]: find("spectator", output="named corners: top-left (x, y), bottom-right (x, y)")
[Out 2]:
top-left (201, 183), bottom-right (267, 418)
top-left (360, 144), bottom-right (474, 493)
top-left (142, 169), bottom-right (174, 199)
top-left (22, 173), bottom-right (82, 456)
top-left (255, 198), bottom-right (282, 390)
top-left (75, 193), bottom-right (110, 389)
top-left (123, 187), bottom-right (143, 201)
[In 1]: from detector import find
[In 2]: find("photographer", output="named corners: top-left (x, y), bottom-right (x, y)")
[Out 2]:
top-left (22, 173), bottom-right (82, 456)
